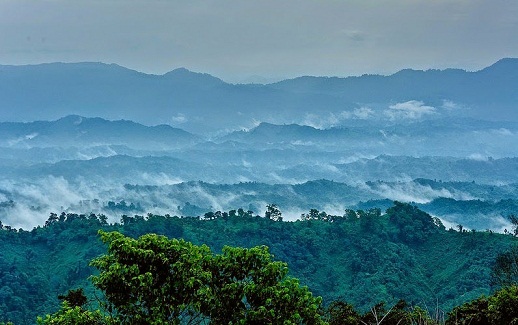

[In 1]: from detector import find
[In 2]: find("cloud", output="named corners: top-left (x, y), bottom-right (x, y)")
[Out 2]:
top-left (385, 100), bottom-right (436, 120)
top-left (441, 100), bottom-right (460, 110)
top-left (467, 153), bottom-right (489, 161)
top-left (139, 172), bottom-right (184, 186)
top-left (337, 153), bottom-right (376, 164)
top-left (436, 213), bottom-right (512, 233)
top-left (171, 113), bottom-right (187, 124)
top-left (367, 180), bottom-right (476, 204)
top-left (350, 107), bottom-right (375, 119)
top-left (0, 176), bottom-right (99, 228)
top-left (5, 133), bottom-right (39, 147)
top-left (302, 107), bottom-right (375, 128)
top-left (494, 128), bottom-right (514, 136)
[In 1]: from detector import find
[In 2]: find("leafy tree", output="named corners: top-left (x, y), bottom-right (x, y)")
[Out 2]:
top-left (491, 245), bottom-right (518, 288)
top-left (5, 202), bottom-right (516, 323)
top-left (265, 203), bottom-right (283, 221)
top-left (90, 231), bottom-right (212, 324)
top-left (326, 300), bottom-right (361, 325)
top-left (205, 245), bottom-right (322, 324)
top-left (387, 202), bottom-right (440, 244)
top-left (509, 214), bottom-right (518, 236)
top-left (58, 288), bottom-right (88, 308)
top-left (446, 285), bottom-right (518, 324)
top-left (89, 230), bottom-right (324, 324)
top-left (37, 302), bottom-right (112, 325)
top-left (326, 299), bottom-right (439, 325)
top-left (487, 285), bottom-right (518, 324)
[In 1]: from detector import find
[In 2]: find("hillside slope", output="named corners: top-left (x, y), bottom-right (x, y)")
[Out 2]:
top-left (0, 202), bottom-right (515, 324)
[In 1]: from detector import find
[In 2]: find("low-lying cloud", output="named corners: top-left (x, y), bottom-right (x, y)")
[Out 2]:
top-left (302, 107), bottom-right (375, 129)
top-left (366, 181), bottom-right (476, 204)
top-left (385, 100), bottom-right (436, 120)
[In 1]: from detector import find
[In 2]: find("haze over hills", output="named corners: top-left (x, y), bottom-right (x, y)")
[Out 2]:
top-left (0, 115), bottom-right (200, 150)
top-left (1, 59), bottom-right (518, 233)
top-left (3, 1), bottom-right (518, 322)
top-left (1, 58), bottom-right (517, 134)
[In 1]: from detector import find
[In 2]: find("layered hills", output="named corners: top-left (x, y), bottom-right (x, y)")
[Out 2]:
top-left (1, 59), bottom-right (517, 134)
top-left (1, 202), bottom-right (516, 324)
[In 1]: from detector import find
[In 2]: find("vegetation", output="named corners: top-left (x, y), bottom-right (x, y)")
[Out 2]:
top-left (39, 231), bottom-right (324, 324)
top-left (0, 202), bottom-right (517, 324)
top-left (445, 285), bottom-right (518, 324)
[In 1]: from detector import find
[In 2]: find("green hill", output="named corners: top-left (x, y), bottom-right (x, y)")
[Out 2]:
top-left (0, 202), bottom-right (516, 324)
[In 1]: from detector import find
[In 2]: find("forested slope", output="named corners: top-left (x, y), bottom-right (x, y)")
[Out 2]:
top-left (0, 202), bottom-right (516, 324)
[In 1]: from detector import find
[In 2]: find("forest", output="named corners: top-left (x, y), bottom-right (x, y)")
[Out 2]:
top-left (1, 202), bottom-right (517, 324)
top-left (2, 2), bottom-right (518, 323)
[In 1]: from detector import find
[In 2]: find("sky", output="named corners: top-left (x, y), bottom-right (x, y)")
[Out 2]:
top-left (1, 0), bottom-right (518, 83)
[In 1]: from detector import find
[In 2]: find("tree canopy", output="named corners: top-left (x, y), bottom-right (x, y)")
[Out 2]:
top-left (42, 230), bottom-right (324, 324)
top-left (2, 202), bottom-right (517, 324)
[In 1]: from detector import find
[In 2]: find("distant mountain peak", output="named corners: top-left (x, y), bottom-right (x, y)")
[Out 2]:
top-left (253, 122), bottom-right (318, 132)
top-left (56, 114), bottom-right (85, 125)
top-left (162, 67), bottom-right (225, 85)
top-left (490, 57), bottom-right (518, 65)
top-left (1, 58), bottom-right (517, 129)
top-left (480, 57), bottom-right (518, 74)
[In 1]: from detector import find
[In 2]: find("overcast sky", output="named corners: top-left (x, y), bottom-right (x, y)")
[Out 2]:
top-left (1, 0), bottom-right (517, 83)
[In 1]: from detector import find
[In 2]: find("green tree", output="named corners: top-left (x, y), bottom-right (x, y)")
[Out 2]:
top-left (205, 245), bottom-right (322, 324)
top-left (57, 288), bottom-right (88, 308)
top-left (90, 231), bottom-right (212, 324)
top-left (326, 301), bottom-right (361, 325)
top-left (486, 285), bottom-right (518, 324)
top-left (265, 203), bottom-right (283, 221)
top-left (37, 302), bottom-right (112, 325)
top-left (446, 285), bottom-right (518, 324)
top-left (89, 230), bottom-right (324, 324)
top-left (509, 214), bottom-right (518, 236)
top-left (491, 245), bottom-right (518, 288)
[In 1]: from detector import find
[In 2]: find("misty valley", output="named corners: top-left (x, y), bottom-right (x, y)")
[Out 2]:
top-left (1, 114), bottom-right (518, 232)
top-left (1, 60), bottom-right (518, 324)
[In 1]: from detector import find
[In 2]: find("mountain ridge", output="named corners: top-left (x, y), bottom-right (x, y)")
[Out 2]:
top-left (0, 115), bottom-right (200, 150)
top-left (1, 59), bottom-right (517, 133)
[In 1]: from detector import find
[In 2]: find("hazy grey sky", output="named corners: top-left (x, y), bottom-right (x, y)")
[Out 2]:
top-left (1, 0), bottom-right (517, 83)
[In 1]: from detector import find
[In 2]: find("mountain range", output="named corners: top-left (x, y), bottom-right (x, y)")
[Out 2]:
top-left (1, 59), bottom-right (517, 134)
top-left (0, 115), bottom-right (199, 150)
top-left (1, 59), bottom-right (518, 232)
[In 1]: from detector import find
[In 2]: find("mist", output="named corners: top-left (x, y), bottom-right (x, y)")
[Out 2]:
top-left (1, 61), bottom-right (518, 233)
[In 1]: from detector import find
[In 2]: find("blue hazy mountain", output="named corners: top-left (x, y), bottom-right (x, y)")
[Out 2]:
top-left (1, 59), bottom-right (517, 134)
top-left (0, 115), bottom-right (200, 150)
top-left (218, 118), bottom-right (518, 157)
top-left (1, 59), bottom-right (518, 233)
top-left (218, 122), bottom-right (366, 143)
top-left (270, 58), bottom-right (518, 116)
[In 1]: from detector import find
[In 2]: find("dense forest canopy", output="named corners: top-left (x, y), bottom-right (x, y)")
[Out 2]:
top-left (1, 202), bottom-right (518, 324)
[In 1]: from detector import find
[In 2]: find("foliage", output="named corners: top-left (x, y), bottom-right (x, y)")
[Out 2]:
top-left (90, 230), bottom-right (324, 324)
top-left (491, 245), bottom-right (518, 288)
top-left (265, 203), bottom-right (283, 221)
top-left (210, 245), bottom-right (323, 324)
top-left (325, 301), bottom-right (361, 325)
top-left (57, 288), bottom-right (88, 308)
top-left (387, 201), bottom-right (442, 244)
top-left (0, 202), bottom-right (517, 324)
top-left (36, 302), bottom-right (112, 325)
top-left (90, 230), bottom-right (213, 324)
top-left (445, 285), bottom-right (518, 324)
top-left (325, 299), bottom-right (441, 325)
top-left (486, 285), bottom-right (518, 324)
